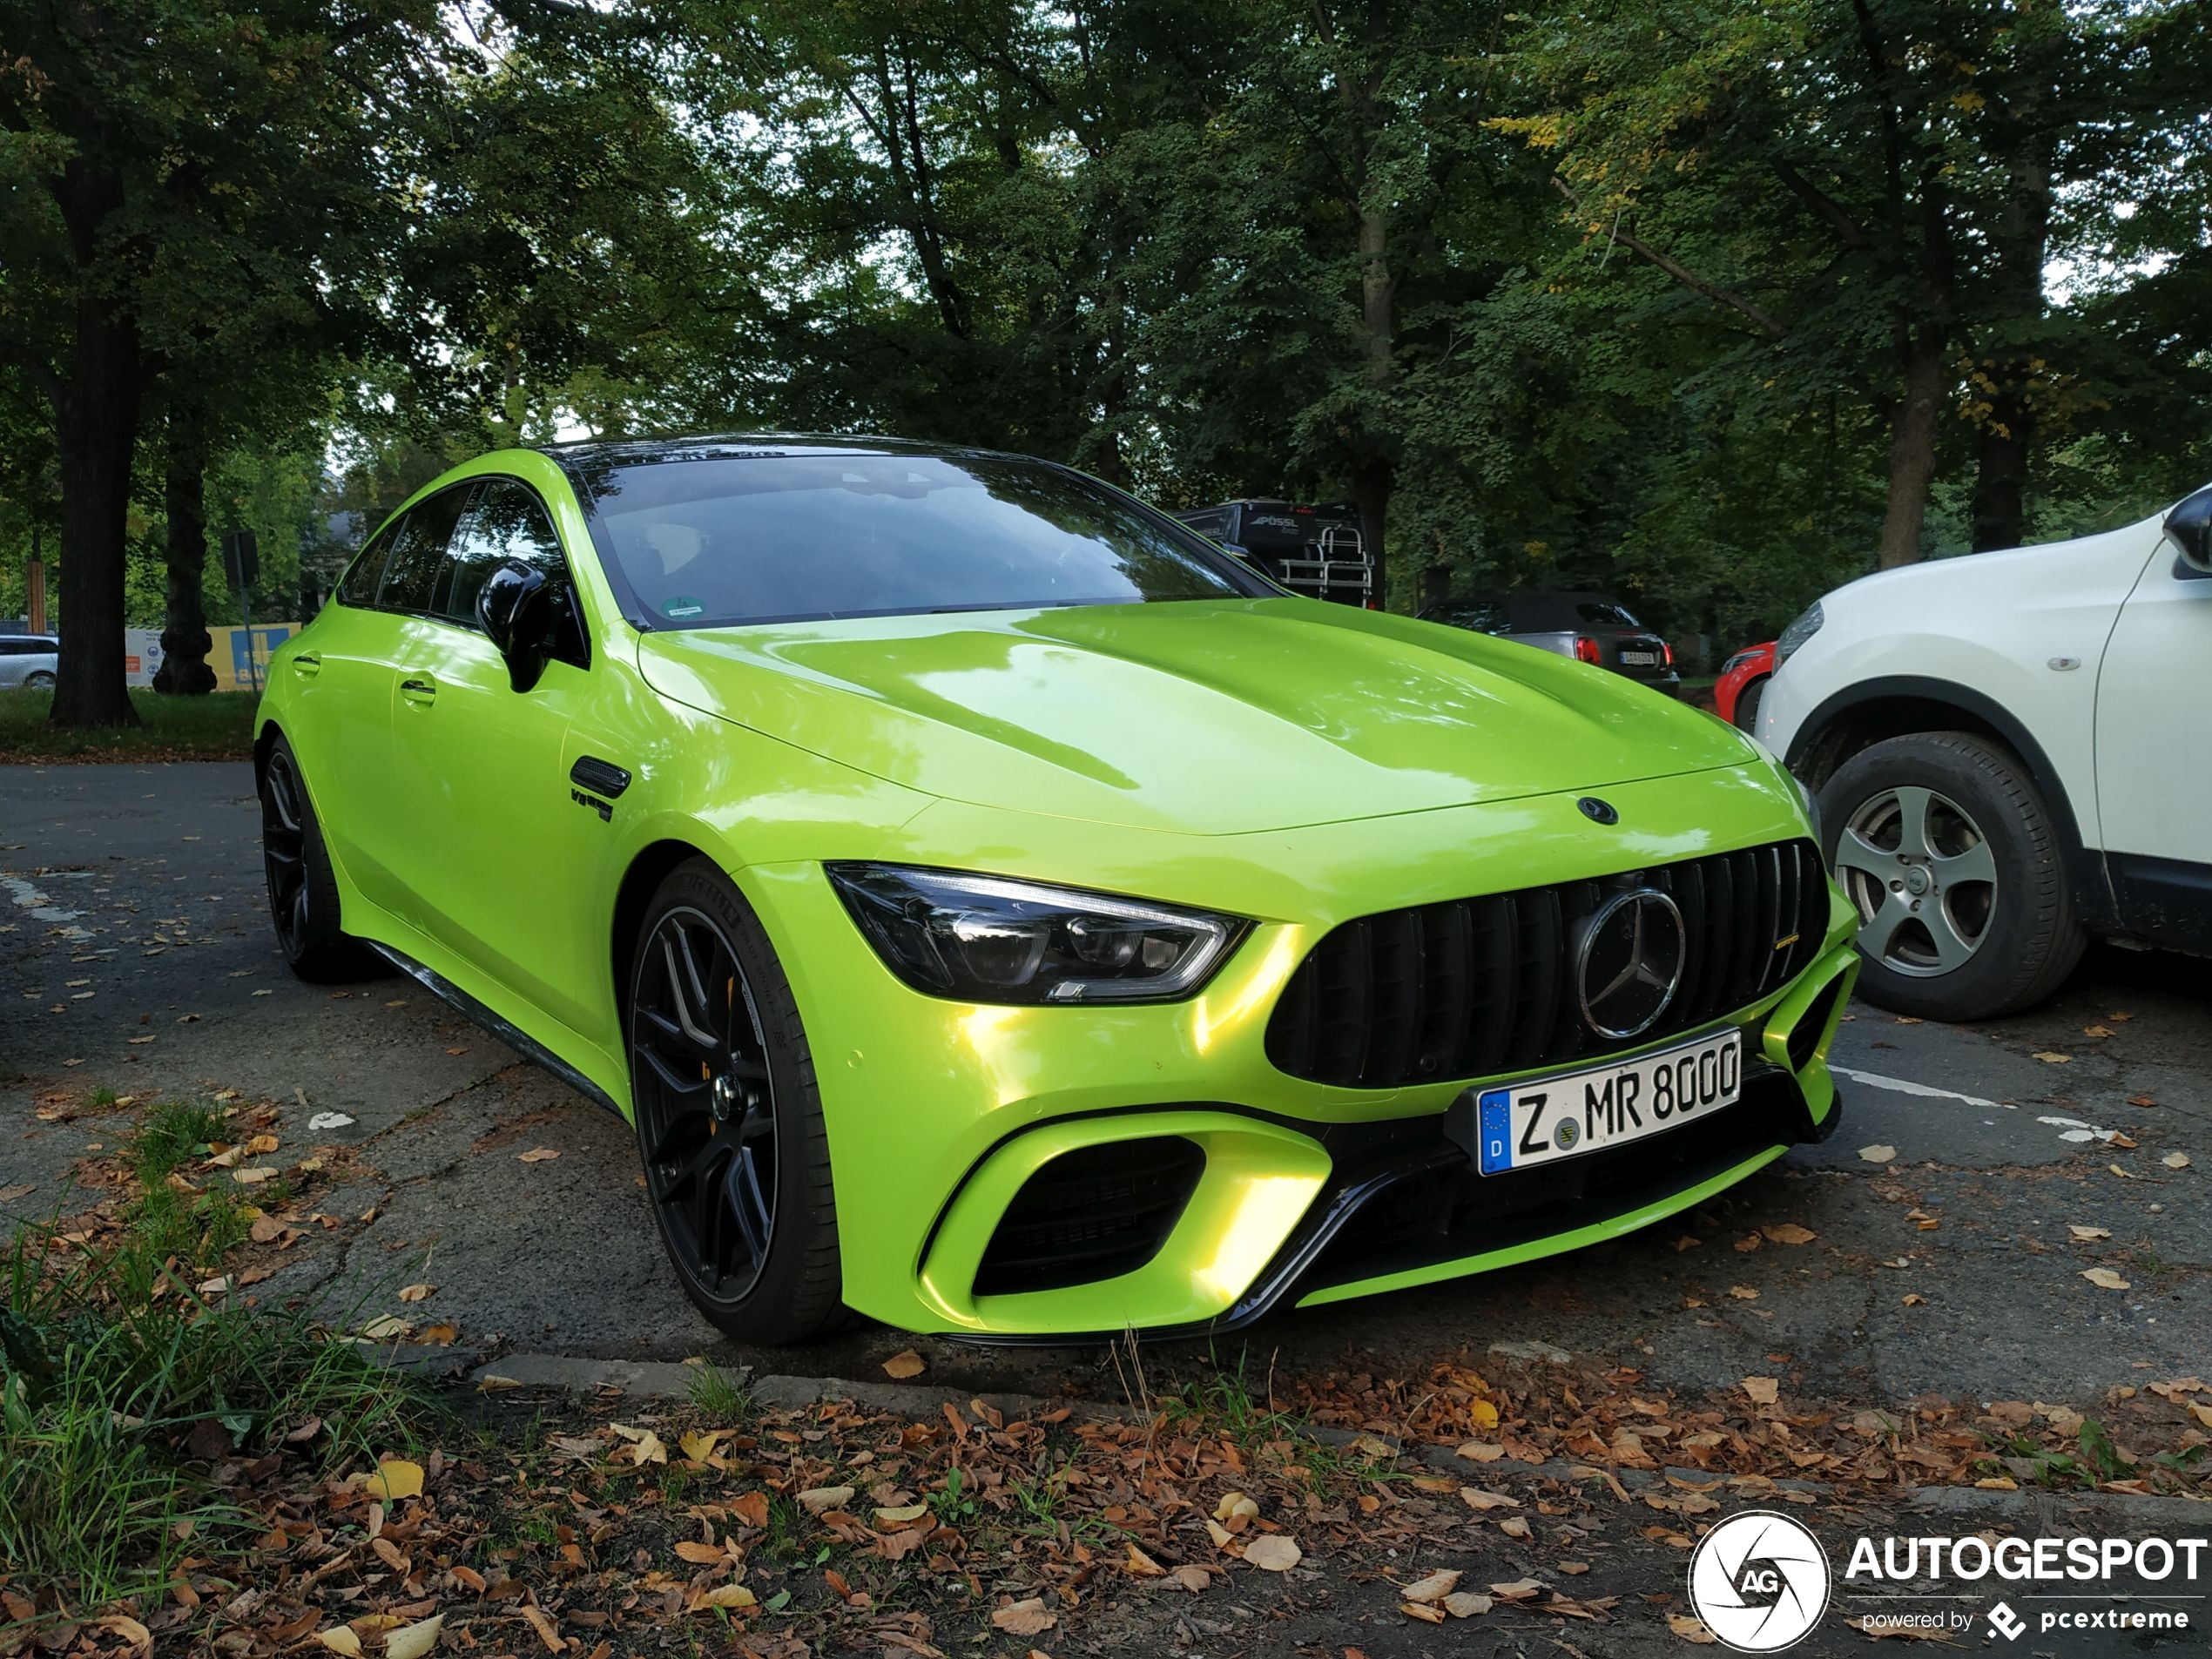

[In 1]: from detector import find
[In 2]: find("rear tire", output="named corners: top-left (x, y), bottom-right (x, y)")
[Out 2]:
top-left (259, 734), bottom-right (378, 981)
top-left (22, 671), bottom-right (53, 691)
top-left (626, 858), bottom-right (845, 1345)
top-left (1817, 731), bottom-right (2083, 1021)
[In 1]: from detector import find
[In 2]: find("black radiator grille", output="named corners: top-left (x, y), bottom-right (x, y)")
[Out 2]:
top-left (973, 1137), bottom-right (1206, 1298)
top-left (1266, 839), bottom-right (1830, 1089)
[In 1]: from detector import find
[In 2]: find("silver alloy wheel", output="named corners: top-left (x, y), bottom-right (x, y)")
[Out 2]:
top-left (1832, 785), bottom-right (1998, 977)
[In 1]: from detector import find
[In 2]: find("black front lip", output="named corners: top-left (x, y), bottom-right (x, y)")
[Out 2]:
top-left (944, 1060), bottom-right (1838, 1348)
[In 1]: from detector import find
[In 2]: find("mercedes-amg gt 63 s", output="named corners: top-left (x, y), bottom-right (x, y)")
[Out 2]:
top-left (256, 436), bottom-right (1856, 1343)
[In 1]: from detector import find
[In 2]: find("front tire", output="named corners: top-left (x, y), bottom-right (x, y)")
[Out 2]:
top-left (1817, 731), bottom-right (2083, 1020)
top-left (1731, 676), bottom-right (1765, 733)
top-left (259, 734), bottom-right (376, 981)
top-left (23, 671), bottom-right (54, 691)
top-left (627, 859), bottom-right (844, 1345)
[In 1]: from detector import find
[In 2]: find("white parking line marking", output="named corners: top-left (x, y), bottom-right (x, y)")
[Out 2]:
top-left (1832, 1067), bottom-right (2010, 1110)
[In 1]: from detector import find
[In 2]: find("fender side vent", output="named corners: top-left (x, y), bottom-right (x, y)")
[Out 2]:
top-left (974, 1137), bottom-right (1206, 1298)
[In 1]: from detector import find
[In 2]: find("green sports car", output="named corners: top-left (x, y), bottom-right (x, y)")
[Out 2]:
top-left (256, 436), bottom-right (1857, 1345)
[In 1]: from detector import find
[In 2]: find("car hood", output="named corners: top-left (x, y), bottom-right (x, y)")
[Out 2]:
top-left (636, 598), bottom-right (1758, 836)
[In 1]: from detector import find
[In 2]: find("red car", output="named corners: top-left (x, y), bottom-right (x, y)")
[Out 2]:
top-left (1713, 640), bottom-right (1775, 731)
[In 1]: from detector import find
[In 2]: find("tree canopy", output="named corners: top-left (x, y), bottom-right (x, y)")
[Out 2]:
top-left (3, 0), bottom-right (2208, 724)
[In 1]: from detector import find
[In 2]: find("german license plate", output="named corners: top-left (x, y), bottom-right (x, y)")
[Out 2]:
top-left (1619, 649), bottom-right (1659, 665)
top-left (1461, 1028), bottom-right (1742, 1176)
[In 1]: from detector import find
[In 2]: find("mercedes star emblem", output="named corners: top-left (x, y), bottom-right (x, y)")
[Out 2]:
top-left (1576, 887), bottom-right (1687, 1040)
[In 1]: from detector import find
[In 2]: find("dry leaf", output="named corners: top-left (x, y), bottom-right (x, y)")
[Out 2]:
top-left (880, 1349), bottom-right (926, 1379)
top-left (630, 1430), bottom-right (668, 1466)
top-left (1668, 1613), bottom-right (1718, 1643)
top-left (691, 1585), bottom-right (756, 1612)
top-left (797, 1486), bottom-right (854, 1514)
top-left (1124, 1542), bottom-right (1166, 1577)
top-left (397, 1284), bottom-right (434, 1304)
top-left (362, 1460), bottom-right (424, 1501)
top-left (1728, 1285), bottom-right (1760, 1300)
top-left (1467, 1399), bottom-right (1501, 1430)
top-left (1400, 1602), bottom-right (1446, 1624)
top-left (1858, 1143), bottom-right (1898, 1163)
top-left (2080, 1268), bottom-right (2131, 1291)
top-left (2067, 1224), bottom-right (2111, 1241)
top-left (2083, 1024), bottom-right (2114, 1038)
top-left (674, 1541), bottom-right (725, 1565)
top-left (1455, 1440), bottom-right (1505, 1462)
top-left (315, 1631), bottom-right (364, 1658)
top-left (1732, 1232), bottom-right (1762, 1252)
top-left (1242, 1534), bottom-right (1302, 1572)
top-left (516, 1147), bottom-right (560, 1163)
top-left (1170, 1565), bottom-right (1210, 1593)
top-left (678, 1430), bottom-right (721, 1462)
top-left (874, 1502), bottom-right (928, 1527)
top-left (1742, 1377), bottom-right (1779, 1406)
top-left (521, 1606), bottom-right (564, 1651)
top-left (1402, 1569), bottom-right (1461, 1605)
top-left (1443, 1592), bottom-right (1494, 1619)
top-left (1489, 1578), bottom-right (1544, 1601)
top-left (990, 1599), bottom-right (1056, 1637)
top-left (2162, 1152), bottom-right (2191, 1170)
top-left (1761, 1223), bottom-right (1817, 1245)
top-left (1498, 1516), bottom-right (1531, 1540)
top-left (385, 1615), bottom-right (443, 1659)
top-left (1459, 1487), bottom-right (1519, 1511)
top-left (2033, 1051), bottom-right (2072, 1064)
top-left (1902, 1293), bottom-right (1925, 1305)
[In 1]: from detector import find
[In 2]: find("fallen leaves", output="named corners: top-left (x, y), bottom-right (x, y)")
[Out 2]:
top-left (796, 1485), bottom-right (855, 1515)
top-left (1741, 1377), bottom-right (1780, 1406)
top-left (2080, 1268), bottom-right (2132, 1291)
top-left (1241, 1534), bottom-right (1302, 1572)
top-left (361, 1460), bottom-right (424, 1501)
top-left (1858, 1143), bottom-right (1898, 1163)
top-left (396, 1283), bottom-right (434, 1304)
top-left (385, 1614), bottom-right (443, 1659)
top-left (2067, 1224), bottom-right (2111, 1241)
top-left (990, 1599), bottom-right (1056, 1636)
top-left (2163, 1152), bottom-right (2191, 1170)
top-left (1727, 1285), bottom-right (1761, 1300)
top-left (1401, 1569), bottom-right (1460, 1604)
top-left (2033, 1051), bottom-right (2073, 1064)
top-left (880, 1349), bottom-right (927, 1379)
top-left (516, 1147), bottom-right (560, 1163)
top-left (1761, 1223), bottom-right (1817, 1245)
top-left (1669, 1613), bottom-right (1719, 1643)
top-left (1458, 1487), bottom-right (1519, 1512)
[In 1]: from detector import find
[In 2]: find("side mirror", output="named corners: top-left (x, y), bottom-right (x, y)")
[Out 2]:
top-left (1220, 542), bottom-right (1255, 562)
top-left (476, 558), bottom-right (553, 692)
top-left (2165, 482), bottom-right (2212, 575)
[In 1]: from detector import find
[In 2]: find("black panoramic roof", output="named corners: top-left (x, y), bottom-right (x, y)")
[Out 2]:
top-left (532, 431), bottom-right (1010, 469)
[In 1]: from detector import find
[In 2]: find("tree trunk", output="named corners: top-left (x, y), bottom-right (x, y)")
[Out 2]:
top-left (1351, 455), bottom-right (1393, 607)
top-left (1970, 395), bottom-right (2032, 553)
top-left (155, 401), bottom-right (218, 695)
top-left (51, 292), bottom-right (144, 729)
top-left (1876, 328), bottom-right (1945, 570)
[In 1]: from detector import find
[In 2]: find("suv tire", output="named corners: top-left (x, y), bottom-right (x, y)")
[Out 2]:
top-left (1817, 730), bottom-right (2084, 1021)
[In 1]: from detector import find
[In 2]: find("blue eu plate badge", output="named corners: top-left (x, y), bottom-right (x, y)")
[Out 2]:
top-left (1477, 1089), bottom-right (1514, 1175)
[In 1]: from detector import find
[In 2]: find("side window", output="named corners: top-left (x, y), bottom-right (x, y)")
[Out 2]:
top-left (337, 520), bottom-right (400, 608)
top-left (442, 479), bottom-right (568, 627)
top-left (376, 485), bottom-right (475, 614)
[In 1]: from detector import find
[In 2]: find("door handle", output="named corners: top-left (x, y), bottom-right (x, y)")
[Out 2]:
top-left (398, 674), bottom-right (438, 704)
top-left (292, 653), bottom-right (321, 678)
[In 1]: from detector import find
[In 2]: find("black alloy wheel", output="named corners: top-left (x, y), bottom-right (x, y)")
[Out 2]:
top-left (257, 734), bottom-right (368, 981)
top-left (261, 747), bottom-right (314, 958)
top-left (631, 906), bottom-right (782, 1304)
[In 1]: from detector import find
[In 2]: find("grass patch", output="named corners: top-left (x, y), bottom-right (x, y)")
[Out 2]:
top-left (0, 687), bottom-right (258, 763)
top-left (687, 1361), bottom-right (751, 1420)
top-left (0, 1106), bottom-right (423, 1608)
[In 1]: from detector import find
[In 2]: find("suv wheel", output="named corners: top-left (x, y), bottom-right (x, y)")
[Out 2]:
top-left (23, 671), bottom-right (54, 691)
top-left (1817, 731), bottom-right (2083, 1020)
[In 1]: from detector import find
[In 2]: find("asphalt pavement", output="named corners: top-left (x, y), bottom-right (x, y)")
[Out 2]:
top-left (4, 761), bottom-right (2207, 1414)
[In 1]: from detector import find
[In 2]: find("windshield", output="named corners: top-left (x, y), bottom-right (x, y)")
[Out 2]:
top-left (571, 451), bottom-right (1267, 628)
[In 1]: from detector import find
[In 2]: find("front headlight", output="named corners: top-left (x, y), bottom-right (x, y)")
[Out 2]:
top-left (826, 864), bottom-right (1249, 1005)
top-left (1775, 601), bottom-right (1824, 665)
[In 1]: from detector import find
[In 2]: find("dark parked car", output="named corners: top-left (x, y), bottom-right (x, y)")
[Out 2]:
top-left (1169, 500), bottom-right (1374, 607)
top-left (1420, 592), bottom-right (1679, 697)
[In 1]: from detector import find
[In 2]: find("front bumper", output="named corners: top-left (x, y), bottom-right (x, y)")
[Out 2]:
top-left (739, 767), bottom-right (1859, 1341)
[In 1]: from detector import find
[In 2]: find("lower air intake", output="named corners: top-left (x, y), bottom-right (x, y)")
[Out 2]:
top-left (974, 1137), bottom-right (1206, 1298)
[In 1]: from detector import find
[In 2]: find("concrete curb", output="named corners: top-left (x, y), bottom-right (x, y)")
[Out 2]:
top-left (455, 1351), bottom-right (2206, 1527)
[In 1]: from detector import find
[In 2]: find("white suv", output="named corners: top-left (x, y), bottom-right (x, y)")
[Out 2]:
top-left (1760, 483), bottom-right (2212, 1021)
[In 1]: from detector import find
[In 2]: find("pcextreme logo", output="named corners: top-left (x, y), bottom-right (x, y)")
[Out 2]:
top-left (1687, 1510), bottom-right (1831, 1652)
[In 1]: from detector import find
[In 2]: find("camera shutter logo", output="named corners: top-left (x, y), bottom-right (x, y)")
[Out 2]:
top-left (1687, 1510), bottom-right (1830, 1652)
